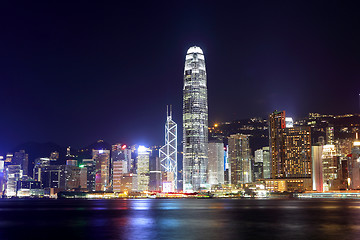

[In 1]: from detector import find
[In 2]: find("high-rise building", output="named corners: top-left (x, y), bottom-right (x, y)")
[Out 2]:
top-left (93, 149), bottom-right (110, 191)
top-left (350, 141), bottom-right (360, 189)
top-left (13, 150), bottom-right (28, 176)
top-left (137, 146), bottom-right (151, 191)
top-left (269, 111), bottom-right (312, 179)
top-left (149, 148), bottom-right (162, 192)
top-left (111, 144), bottom-right (130, 192)
top-left (159, 105), bottom-right (177, 190)
top-left (269, 110), bottom-right (286, 179)
top-left (322, 144), bottom-right (339, 191)
top-left (228, 134), bottom-right (252, 186)
top-left (312, 145), bottom-right (323, 191)
top-left (5, 165), bottom-right (22, 197)
top-left (36, 165), bottom-right (80, 191)
top-left (208, 141), bottom-right (225, 186)
top-left (183, 46), bottom-right (209, 192)
top-left (82, 159), bottom-right (96, 191)
top-left (262, 147), bottom-right (271, 179)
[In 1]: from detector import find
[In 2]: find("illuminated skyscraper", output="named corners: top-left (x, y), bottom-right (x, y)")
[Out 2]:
top-left (228, 134), bottom-right (252, 186)
top-left (159, 105), bottom-right (177, 191)
top-left (93, 149), bottom-right (110, 191)
top-left (6, 165), bottom-right (22, 197)
top-left (137, 146), bottom-right (151, 191)
top-left (208, 141), bottom-right (225, 185)
top-left (269, 111), bottom-right (312, 179)
top-left (183, 46), bottom-right (208, 192)
top-left (111, 144), bottom-right (130, 192)
top-left (350, 141), bottom-right (360, 189)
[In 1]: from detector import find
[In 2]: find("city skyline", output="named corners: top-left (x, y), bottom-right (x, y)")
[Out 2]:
top-left (1, 1), bottom-right (360, 153)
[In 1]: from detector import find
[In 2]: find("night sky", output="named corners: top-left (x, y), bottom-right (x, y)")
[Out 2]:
top-left (1, 1), bottom-right (359, 153)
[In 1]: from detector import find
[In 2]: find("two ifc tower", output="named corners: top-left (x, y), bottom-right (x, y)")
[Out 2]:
top-left (160, 46), bottom-right (208, 193)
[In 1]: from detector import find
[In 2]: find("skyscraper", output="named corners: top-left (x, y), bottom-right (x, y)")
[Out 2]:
top-left (159, 105), bottom-right (177, 191)
top-left (208, 141), bottom-right (225, 186)
top-left (13, 150), bottom-right (28, 176)
top-left (228, 134), bottom-right (252, 186)
top-left (93, 149), bottom-right (110, 191)
top-left (269, 111), bottom-right (312, 179)
top-left (183, 46), bottom-right (208, 192)
top-left (137, 146), bottom-right (151, 191)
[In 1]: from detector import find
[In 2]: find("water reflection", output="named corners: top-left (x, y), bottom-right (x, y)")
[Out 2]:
top-left (1, 199), bottom-right (360, 240)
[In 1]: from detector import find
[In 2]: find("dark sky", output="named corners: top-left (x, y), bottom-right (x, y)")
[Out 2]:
top-left (0, 1), bottom-right (359, 153)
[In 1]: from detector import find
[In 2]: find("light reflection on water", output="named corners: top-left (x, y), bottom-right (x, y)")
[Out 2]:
top-left (0, 199), bottom-right (360, 240)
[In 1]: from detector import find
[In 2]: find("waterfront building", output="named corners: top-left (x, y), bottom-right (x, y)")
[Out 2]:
top-left (120, 173), bottom-right (137, 192)
top-left (64, 165), bottom-right (81, 190)
top-left (149, 152), bottom-right (162, 192)
top-left (269, 111), bottom-right (312, 179)
top-left (137, 146), bottom-right (151, 191)
top-left (312, 145), bottom-right (323, 191)
top-left (16, 179), bottom-right (43, 197)
top-left (208, 141), bottom-right (225, 185)
top-left (93, 149), bottom-right (110, 191)
top-left (5, 165), bottom-right (22, 197)
top-left (183, 46), bottom-right (209, 192)
top-left (82, 159), bottom-right (96, 191)
top-left (159, 106), bottom-right (177, 190)
top-left (265, 178), bottom-right (312, 192)
top-left (111, 144), bottom-right (130, 192)
top-left (111, 144), bottom-right (131, 173)
top-left (350, 141), bottom-right (360, 189)
top-left (228, 134), bottom-right (251, 186)
top-left (322, 144), bottom-right (340, 191)
top-left (262, 147), bottom-right (271, 179)
top-left (13, 150), bottom-right (28, 176)
top-left (112, 161), bottom-right (127, 192)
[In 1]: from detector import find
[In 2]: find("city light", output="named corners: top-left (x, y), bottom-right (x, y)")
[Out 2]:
top-left (138, 145), bottom-right (148, 153)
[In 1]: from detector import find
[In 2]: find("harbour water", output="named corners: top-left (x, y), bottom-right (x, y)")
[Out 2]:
top-left (0, 198), bottom-right (359, 240)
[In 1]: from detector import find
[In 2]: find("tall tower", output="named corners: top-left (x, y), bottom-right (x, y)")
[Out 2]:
top-left (159, 105), bottom-right (178, 191)
top-left (228, 134), bottom-right (251, 186)
top-left (183, 46), bottom-right (208, 192)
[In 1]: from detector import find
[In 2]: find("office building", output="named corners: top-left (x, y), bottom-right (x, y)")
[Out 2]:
top-left (208, 141), bottom-right (225, 185)
top-left (5, 165), bottom-right (22, 197)
top-left (183, 46), bottom-right (209, 192)
top-left (312, 145), bottom-right (323, 191)
top-left (350, 141), bottom-right (360, 189)
top-left (93, 149), bottom-right (110, 191)
top-left (13, 150), bottom-right (28, 176)
top-left (322, 144), bottom-right (339, 191)
top-left (228, 134), bottom-right (252, 186)
top-left (137, 146), bottom-right (151, 191)
top-left (82, 159), bottom-right (96, 191)
top-left (159, 105), bottom-right (178, 190)
top-left (262, 147), bottom-right (271, 179)
top-left (269, 111), bottom-right (312, 179)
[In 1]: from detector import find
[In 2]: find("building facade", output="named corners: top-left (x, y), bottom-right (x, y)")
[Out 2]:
top-left (93, 150), bottom-right (110, 191)
top-left (137, 146), bottom-right (151, 191)
top-left (159, 105), bottom-right (177, 190)
top-left (183, 46), bottom-right (209, 192)
top-left (208, 141), bottom-right (225, 185)
top-left (228, 134), bottom-right (251, 186)
top-left (269, 111), bottom-right (312, 179)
